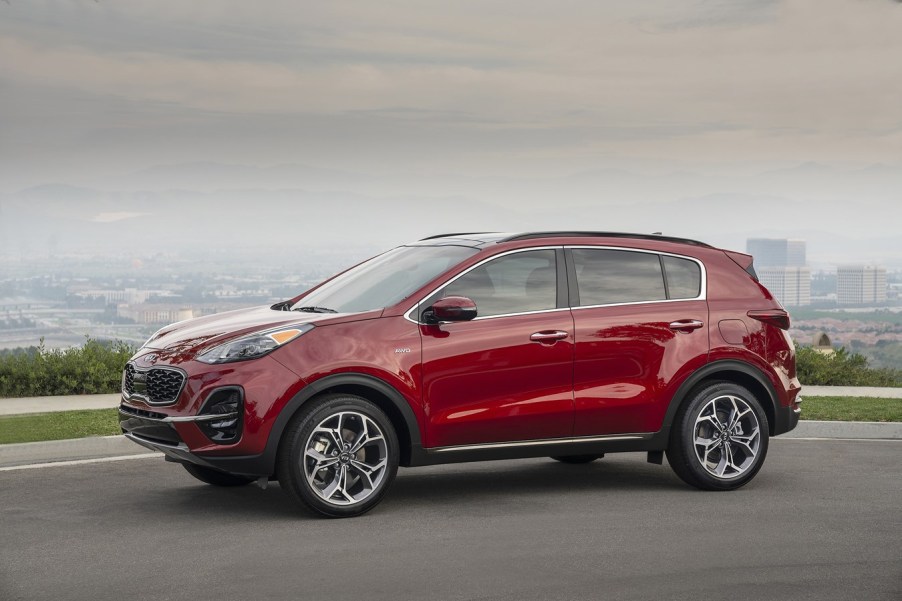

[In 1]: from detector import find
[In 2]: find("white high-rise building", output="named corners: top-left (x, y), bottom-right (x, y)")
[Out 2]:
top-left (837, 265), bottom-right (887, 304)
top-left (747, 238), bottom-right (807, 267)
top-left (758, 266), bottom-right (811, 306)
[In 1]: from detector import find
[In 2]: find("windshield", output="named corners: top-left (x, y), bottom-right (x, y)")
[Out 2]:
top-left (291, 245), bottom-right (479, 313)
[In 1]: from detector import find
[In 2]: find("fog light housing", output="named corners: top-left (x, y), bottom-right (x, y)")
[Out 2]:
top-left (197, 387), bottom-right (243, 444)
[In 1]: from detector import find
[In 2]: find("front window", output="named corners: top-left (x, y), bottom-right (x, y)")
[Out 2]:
top-left (429, 249), bottom-right (558, 318)
top-left (292, 245), bottom-right (478, 313)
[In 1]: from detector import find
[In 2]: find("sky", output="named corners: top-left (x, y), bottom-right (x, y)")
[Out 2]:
top-left (1, 0), bottom-right (901, 265)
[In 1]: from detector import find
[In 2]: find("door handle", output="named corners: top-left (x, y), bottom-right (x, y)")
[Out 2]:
top-left (669, 320), bottom-right (704, 333)
top-left (530, 330), bottom-right (569, 344)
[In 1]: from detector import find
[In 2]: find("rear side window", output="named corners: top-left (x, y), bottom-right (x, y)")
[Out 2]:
top-left (663, 256), bottom-right (701, 299)
top-left (572, 249), bottom-right (666, 305)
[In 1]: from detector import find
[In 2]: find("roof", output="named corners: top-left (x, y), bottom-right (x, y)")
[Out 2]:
top-left (416, 231), bottom-right (712, 248)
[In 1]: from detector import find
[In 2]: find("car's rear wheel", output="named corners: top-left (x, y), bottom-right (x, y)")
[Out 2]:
top-left (666, 382), bottom-right (769, 490)
top-left (182, 463), bottom-right (255, 487)
top-left (550, 454), bottom-right (603, 464)
top-left (277, 393), bottom-right (399, 518)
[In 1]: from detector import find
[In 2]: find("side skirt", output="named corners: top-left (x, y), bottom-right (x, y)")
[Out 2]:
top-left (410, 432), bottom-right (668, 466)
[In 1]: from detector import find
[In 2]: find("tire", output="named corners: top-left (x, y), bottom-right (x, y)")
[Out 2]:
top-left (182, 463), bottom-right (255, 487)
top-left (666, 382), bottom-right (769, 491)
top-left (277, 393), bottom-right (400, 518)
top-left (551, 454), bottom-right (603, 464)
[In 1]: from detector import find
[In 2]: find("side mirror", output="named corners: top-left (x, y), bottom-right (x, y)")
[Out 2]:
top-left (426, 296), bottom-right (477, 323)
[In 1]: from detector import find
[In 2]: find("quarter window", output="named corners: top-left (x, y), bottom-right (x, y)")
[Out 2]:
top-left (434, 250), bottom-right (558, 318)
top-left (571, 249), bottom-right (666, 305)
top-left (663, 256), bottom-right (701, 299)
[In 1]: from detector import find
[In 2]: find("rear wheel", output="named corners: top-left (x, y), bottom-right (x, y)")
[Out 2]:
top-left (551, 454), bottom-right (603, 464)
top-left (182, 463), bottom-right (255, 487)
top-left (277, 393), bottom-right (399, 518)
top-left (666, 382), bottom-right (769, 491)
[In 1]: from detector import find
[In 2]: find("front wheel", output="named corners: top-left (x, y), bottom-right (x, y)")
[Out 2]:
top-left (277, 394), bottom-right (399, 518)
top-left (666, 382), bottom-right (769, 491)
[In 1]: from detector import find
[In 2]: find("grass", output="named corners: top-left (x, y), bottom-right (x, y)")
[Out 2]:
top-left (0, 408), bottom-right (120, 445)
top-left (0, 397), bottom-right (898, 445)
top-left (800, 396), bottom-right (902, 423)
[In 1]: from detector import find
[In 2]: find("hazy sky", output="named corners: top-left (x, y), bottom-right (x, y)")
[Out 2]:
top-left (1, 0), bottom-right (901, 263)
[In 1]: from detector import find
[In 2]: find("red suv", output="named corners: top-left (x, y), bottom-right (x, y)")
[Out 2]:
top-left (120, 232), bottom-right (801, 517)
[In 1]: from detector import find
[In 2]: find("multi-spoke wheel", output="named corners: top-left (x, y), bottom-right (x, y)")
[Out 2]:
top-left (277, 394), bottom-right (399, 517)
top-left (666, 382), bottom-right (769, 491)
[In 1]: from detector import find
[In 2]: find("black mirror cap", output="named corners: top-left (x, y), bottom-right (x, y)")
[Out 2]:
top-left (429, 296), bottom-right (478, 323)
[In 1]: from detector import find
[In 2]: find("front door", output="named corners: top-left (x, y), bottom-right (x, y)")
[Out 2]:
top-left (419, 248), bottom-right (575, 448)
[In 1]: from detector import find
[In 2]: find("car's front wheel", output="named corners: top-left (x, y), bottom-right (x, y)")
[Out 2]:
top-left (277, 393), bottom-right (399, 518)
top-left (666, 382), bottom-right (769, 491)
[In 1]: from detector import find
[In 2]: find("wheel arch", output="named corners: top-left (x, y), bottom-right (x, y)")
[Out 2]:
top-left (661, 360), bottom-right (779, 439)
top-left (265, 373), bottom-right (424, 470)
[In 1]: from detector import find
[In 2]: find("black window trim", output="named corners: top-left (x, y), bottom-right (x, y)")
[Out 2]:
top-left (563, 245), bottom-right (707, 310)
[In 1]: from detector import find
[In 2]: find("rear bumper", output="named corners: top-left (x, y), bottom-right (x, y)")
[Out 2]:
top-left (773, 396), bottom-right (801, 436)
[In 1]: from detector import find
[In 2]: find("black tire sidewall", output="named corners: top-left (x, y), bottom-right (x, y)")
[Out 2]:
top-left (278, 394), bottom-right (400, 518)
top-left (669, 382), bottom-right (770, 491)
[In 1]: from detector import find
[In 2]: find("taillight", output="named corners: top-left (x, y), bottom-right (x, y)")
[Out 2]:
top-left (747, 309), bottom-right (790, 330)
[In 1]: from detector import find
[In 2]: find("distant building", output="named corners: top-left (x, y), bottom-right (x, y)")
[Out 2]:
top-left (118, 304), bottom-right (194, 324)
top-left (758, 266), bottom-right (811, 306)
top-left (747, 238), bottom-right (810, 306)
top-left (746, 238), bottom-right (807, 268)
top-left (836, 265), bottom-right (887, 304)
top-left (812, 332), bottom-right (835, 355)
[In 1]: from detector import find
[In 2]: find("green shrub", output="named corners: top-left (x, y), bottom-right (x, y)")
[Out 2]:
top-left (796, 345), bottom-right (902, 387)
top-left (0, 338), bottom-right (135, 398)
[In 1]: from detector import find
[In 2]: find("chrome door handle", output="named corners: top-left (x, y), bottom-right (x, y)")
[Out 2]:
top-left (669, 320), bottom-right (704, 332)
top-left (530, 330), bottom-right (569, 343)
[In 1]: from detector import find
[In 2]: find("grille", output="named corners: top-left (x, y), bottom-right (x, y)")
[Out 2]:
top-left (122, 363), bottom-right (186, 405)
top-left (119, 404), bottom-right (168, 420)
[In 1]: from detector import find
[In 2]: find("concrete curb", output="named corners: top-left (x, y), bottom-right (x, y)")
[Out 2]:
top-left (0, 393), bottom-right (120, 416)
top-left (0, 435), bottom-right (155, 469)
top-left (782, 420), bottom-right (902, 440)
top-left (802, 386), bottom-right (902, 399)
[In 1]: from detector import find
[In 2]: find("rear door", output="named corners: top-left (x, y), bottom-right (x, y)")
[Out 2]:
top-left (567, 247), bottom-right (709, 436)
top-left (418, 248), bottom-right (575, 448)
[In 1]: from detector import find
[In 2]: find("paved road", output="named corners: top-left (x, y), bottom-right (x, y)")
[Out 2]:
top-left (2, 439), bottom-right (900, 601)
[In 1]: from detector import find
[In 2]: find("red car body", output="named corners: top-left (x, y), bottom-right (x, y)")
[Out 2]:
top-left (120, 232), bottom-right (800, 493)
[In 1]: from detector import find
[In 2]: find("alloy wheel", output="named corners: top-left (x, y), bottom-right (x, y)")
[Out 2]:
top-left (692, 394), bottom-right (761, 480)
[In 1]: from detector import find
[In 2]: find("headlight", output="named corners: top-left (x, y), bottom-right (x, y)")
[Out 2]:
top-left (197, 324), bottom-right (314, 364)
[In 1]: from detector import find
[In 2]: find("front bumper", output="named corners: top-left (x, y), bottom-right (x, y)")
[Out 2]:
top-left (119, 403), bottom-right (272, 476)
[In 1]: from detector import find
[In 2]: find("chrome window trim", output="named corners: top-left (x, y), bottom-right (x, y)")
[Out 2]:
top-left (122, 363), bottom-right (188, 406)
top-left (403, 245), bottom-right (563, 324)
top-left (403, 243), bottom-right (707, 324)
top-left (429, 432), bottom-right (652, 453)
top-left (567, 245), bottom-right (707, 308)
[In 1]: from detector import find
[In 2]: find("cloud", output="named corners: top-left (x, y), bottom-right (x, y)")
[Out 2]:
top-left (89, 212), bottom-right (149, 223)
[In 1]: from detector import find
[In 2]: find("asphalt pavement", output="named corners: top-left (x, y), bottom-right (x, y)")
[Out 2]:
top-left (1, 438), bottom-right (899, 601)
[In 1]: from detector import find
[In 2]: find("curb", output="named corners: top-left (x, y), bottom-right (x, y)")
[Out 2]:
top-left (781, 420), bottom-right (902, 440)
top-left (2, 422), bottom-right (900, 470)
top-left (0, 435), bottom-right (155, 469)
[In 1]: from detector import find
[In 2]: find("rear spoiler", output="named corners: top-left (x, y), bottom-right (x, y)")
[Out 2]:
top-left (724, 250), bottom-right (758, 281)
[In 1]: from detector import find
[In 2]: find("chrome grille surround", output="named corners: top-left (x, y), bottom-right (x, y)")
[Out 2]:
top-left (122, 363), bottom-right (187, 406)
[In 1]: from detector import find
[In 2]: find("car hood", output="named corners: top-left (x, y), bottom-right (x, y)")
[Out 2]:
top-left (141, 305), bottom-right (372, 357)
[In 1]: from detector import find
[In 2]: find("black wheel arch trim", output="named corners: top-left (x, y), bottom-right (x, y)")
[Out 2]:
top-left (657, 360), bottom-right (785, 442)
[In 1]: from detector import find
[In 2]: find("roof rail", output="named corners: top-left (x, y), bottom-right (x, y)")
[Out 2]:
top-left (499, 231), bottom-right (712, 247)
top-left (419, 232), bottom-right (493, 241)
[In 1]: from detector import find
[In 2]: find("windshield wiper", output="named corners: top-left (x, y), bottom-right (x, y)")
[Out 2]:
top-left (293, 306), bottom-right (339, 313)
